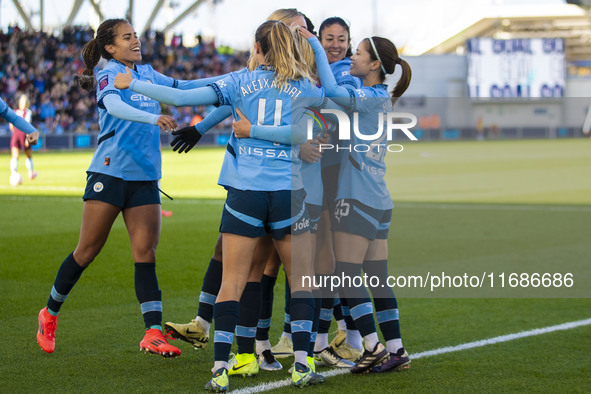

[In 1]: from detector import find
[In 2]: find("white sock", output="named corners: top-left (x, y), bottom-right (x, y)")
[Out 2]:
top-left (25, 157), bottom-right (33, 172)
top-left (336, 319), bottom-right (346, 331)
top-left (386, 338), bottom-right (403, 354)
top-left (294, 350), bottom-right (308, 367)
top-left (363, 333), bottom-right (380, 352)
top-left (281, 332), bottom-right (292, 341)
top-left (196, 316), bottom-right (210, 332)
top-left (212, 361), bottom-right (228, 372)
top-left (346, 329), bottom-right (363, 350)
top-left (314, 333), bottom-right (329, 352)
top-left (256, 339), bottom-right (271, 354)
top-left (10, 157), bottom-right (18, 173)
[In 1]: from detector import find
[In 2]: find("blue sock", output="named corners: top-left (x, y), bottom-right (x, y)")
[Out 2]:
top-left (197, 258), bottom-right (222, 322)
top-left (317, 278), bottom-right (334, 335)
top-left (338, 262), bottom-right (375, 338)
top-left (364, 260), bottom-right (401, 341)
top-left (283, 276), bottom-right (292, 334)
top-left (256, 274), bottom-right (277, 341)
top-left (213, 301), bottom-right (240, 362)
top-left (289, 291), bottom-right (314, 354)
top-left (333, 298), bottom-right (344, 322)
top-left (46, 252), bottom-right (86, 315)
top-left (134, 263), bottom-right (162, 330)
top-left (309, 290), bottom-right (321, 357)
top-left (340, 298), bottom-right (357, 331)
top-left (237, 282), bottom-right (261, 354)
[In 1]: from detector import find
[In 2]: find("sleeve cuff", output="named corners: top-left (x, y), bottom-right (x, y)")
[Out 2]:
top-left (208, 83), bottom-right (226, 107)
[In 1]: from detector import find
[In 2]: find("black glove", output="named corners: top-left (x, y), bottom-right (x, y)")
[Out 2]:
top-left (170, 126), bottom-right (202, 153)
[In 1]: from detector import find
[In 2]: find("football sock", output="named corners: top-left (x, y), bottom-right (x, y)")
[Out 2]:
top-left (196, 258), bottom-right (222, 323)
top-left (256, 339), bottom-right (272, 354)
top-left (282, 277), bottom-right (292, 335)
top-left (386, 339), bottom-right (404, 354)
top-left (46, 252), bottom-right (86, 315)
top-left (213, 300), bottom-right (240, 362)
top-left (333, 297), bottom-right (344, 322)
top-left (317, 278), bottom-right (334, 335)
top-left (346, 329), bottom-right (363, 350)
top-left (364, 260), bottom-right (402, 344)
top-left (290, 292), bottom-right (314, 365)
top-left (134, 262), bottom-right (162, 330)
top-left (25, 157), bottom-right (33, 172)
top-left (338, 262), bottom-right (376, 340)
top-left (236, 282), bottom-right (261, 354)
top-left (10, 157), bottom-right (17, 173)
top-left (309, 289), bottom-right (321, 357)
top-left (256, 274), bottom-right (277, 341)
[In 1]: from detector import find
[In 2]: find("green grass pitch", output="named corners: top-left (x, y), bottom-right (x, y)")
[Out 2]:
top-left (1, 139), bottom-right (590, 392)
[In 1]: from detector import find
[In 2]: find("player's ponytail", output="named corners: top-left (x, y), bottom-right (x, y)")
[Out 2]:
top-left (365, 36), bottom-right (412, 103)
top-left (79, 18), bottom-right (128, 91)
top-left (252, 20), bottom-right (315, 90)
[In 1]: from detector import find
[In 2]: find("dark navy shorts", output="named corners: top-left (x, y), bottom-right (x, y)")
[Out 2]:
top-left (83, 172), bottom-right (161, 209)
top-left (332, 198), bottom-right (391, 240)
top-left (220, 187), bottom-right (309, 240)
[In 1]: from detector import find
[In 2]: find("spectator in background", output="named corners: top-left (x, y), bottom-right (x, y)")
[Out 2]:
top-left (9, 93), bottom-right (38, 181)
top-left (0, 25), bottom-right (249, 136)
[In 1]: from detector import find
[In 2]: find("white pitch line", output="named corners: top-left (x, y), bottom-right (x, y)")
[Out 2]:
top-left (232, 318), bottom-right (591, 394)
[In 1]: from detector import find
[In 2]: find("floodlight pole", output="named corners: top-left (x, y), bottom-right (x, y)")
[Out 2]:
top-left (10, 0), bottom-right (34, 30)
top-left (39, 0), bottom-right (43, 30)
top-left (142, 0), bottom-right (165, 36)
top-left (162, 0), bottom-right (207, 34)
top-left (88, 0), bottom-right (104, 23)
top-left (126, 0), bottom-right (133, 24)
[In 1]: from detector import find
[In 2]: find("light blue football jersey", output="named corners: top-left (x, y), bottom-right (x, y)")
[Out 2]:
top-left (88, 60), bottom-right (176, 181)
top-left (322, 58), bottom-right (362, 168)
top-left (336, 84), bottom-right (394, 210)
top-left (210, 66), bottom-right (325, 191)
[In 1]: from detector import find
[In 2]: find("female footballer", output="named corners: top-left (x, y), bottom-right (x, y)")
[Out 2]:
top-left (300, 26), bottom-right (412, 374)
top-left (116, 20), bottom-right (326, 391)
top-left (36, 18), bottom-right (209, 358)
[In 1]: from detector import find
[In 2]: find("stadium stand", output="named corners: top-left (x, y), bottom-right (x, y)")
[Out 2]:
top-left (0, 26), bottom-right (248, 149)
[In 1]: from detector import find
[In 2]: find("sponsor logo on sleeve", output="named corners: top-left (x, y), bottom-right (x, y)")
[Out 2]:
top-left (99, 75), bottom-right (109, 90)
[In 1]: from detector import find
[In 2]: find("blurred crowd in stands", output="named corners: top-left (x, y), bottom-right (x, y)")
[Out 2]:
top-left (0, 26), bottom-right (249, 135)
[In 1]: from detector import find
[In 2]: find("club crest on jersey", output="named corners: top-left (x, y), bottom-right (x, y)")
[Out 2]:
top-left (99, 75), bottom-right (108, 90)
top-left (93, 182), bottom-right (104, 193)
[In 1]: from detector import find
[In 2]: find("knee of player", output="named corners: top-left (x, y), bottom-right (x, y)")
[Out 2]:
top-left (72, 249), bottom-right (97, 267)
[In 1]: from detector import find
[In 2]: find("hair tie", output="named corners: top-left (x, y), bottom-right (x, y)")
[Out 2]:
top-left (368, 37), bottom-right (387, 75)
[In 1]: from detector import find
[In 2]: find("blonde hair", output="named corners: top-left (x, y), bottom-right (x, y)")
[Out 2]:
top-left (18, 94), bottom-right (30, 110)
top-left (248, 20), bottom-right (316, 90)
top-left (267, 8), bottom-right (302, 23)
top-left (247, 9), bottom-right (303, 71)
